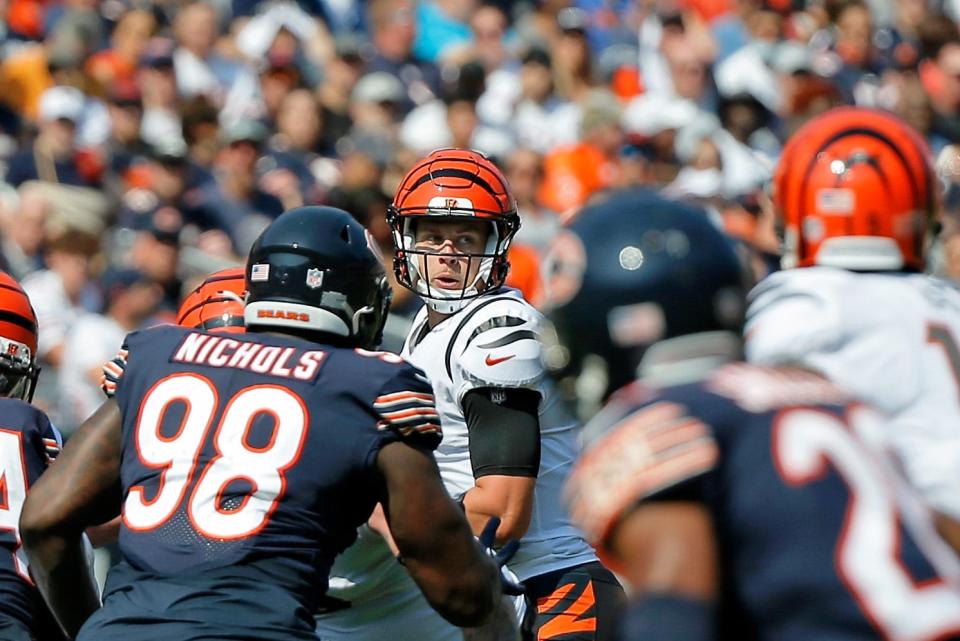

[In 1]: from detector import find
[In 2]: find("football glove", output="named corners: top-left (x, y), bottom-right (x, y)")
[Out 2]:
top-left (479, 517), bottom-right (524, 597)
top-left (100, 353), bottom-right (127, 398)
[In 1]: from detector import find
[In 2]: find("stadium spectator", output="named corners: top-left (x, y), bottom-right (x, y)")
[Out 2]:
top-left (365, 0), bottom-right (441, 114)
top-left (58, 268), bottom-right (160, 431)
top-left (0, 183), bottom-right (50, 280)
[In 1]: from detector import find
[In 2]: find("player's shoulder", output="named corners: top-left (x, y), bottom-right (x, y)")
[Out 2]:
top-left (902, 273), bottom-right (960, 311)
top-left (701, 362), bottom-right (851, 415)
top-left (335, 348), bottom-right (441, 448)
top-left (327, 346), bottom-right (434, 401)
top-left (458, 288), bottom-right (542, 323)
top-left (571, 381), bottom-right (720, 543)
top-left (447, 289), bottom-right (544, 388)
top-left (0, 396), bottom-right (53, 430)
top-left (745, 268), bottom-right (857, 363)
top-left (0, 397), bottom-right (60, 458)
top-left (748, 266), bottom-right (855, 310)
top-left (122, 324), bottom-right (191, 353)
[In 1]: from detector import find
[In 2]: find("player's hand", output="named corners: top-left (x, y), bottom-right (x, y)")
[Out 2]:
top-left (100, 356), bottom-right (126, 398)
top-left (479, 517), bottom-right (524, 597)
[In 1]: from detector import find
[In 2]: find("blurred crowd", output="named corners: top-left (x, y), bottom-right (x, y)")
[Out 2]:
top-left (5, 0), bottom-right (960, 431)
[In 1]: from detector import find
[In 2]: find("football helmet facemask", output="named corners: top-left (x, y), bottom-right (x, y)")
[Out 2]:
top-left (0, 272), bottom-right (39, 401)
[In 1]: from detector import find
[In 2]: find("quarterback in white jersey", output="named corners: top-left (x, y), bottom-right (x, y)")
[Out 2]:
top-left (316, 149), bottom-right (624, 641)
top-left (744, 107), bottom-right (960, 549)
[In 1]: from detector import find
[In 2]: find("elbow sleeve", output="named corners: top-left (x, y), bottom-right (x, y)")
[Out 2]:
top-left (462, 387), bottom-right (541, 478)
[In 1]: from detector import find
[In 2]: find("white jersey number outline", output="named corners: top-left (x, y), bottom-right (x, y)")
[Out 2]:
top-left (0, 429), bottom-right (31, 582)
top-left (124, 373), bottom-right (308, 539)
top-left (773, 407), bottom-right (960, 641)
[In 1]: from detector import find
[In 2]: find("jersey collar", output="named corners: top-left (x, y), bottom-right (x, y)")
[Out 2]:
top-left (639, 331), bottom-right (743, 388)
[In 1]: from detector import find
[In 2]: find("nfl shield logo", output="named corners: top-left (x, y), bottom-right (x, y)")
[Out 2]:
top-left (306, 268), bottom-right (324, 289)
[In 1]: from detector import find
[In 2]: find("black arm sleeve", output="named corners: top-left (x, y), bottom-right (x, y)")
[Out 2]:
top-left (462, 387), bottom-right (541, 479)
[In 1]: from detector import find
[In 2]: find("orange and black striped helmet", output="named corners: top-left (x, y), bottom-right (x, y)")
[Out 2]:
top-left (0, 271), bottom-right (39, 401)
top-left (774, 107), bottom-right (935, 271)
top-left (387, 148), bottom-right (520, 313)
top-left (176, 267), bottom-right (246, 333)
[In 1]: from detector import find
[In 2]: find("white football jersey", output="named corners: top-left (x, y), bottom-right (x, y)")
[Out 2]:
top-left (317, 290), bottom-right (595, 641)
top-left (745, 267), bottom-right (960, 520)
top-left (401, 288), bottom-right (596, 579)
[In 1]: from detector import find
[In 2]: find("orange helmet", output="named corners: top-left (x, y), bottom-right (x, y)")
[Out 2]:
top-left (0, 272), bottom-right (39, 401)
top-left (774, 107), bottom-right (935, 271)
top-left (176, 267), bottom-right (246, 333)
top-left (388, 148), bottom-right (520, 313)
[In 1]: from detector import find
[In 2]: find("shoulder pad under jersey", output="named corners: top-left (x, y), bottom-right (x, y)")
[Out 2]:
top-left (745, 268), bottom-right (845, 366)
top-left (568, 398), bottom-right (718, 547)
top-left (448, 295), bottom-right (545, 401)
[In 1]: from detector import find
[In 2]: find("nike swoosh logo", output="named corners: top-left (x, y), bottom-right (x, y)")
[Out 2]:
top-left (485, 354), bottom-right (515, 366)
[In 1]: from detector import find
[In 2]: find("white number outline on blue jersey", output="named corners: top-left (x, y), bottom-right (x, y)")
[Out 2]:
top-left (0, 429), bottom-right (31, 582)
top-left (124, 373), bottom-right (308, 539)
top-left (773, 407), bottom-right (960, 641)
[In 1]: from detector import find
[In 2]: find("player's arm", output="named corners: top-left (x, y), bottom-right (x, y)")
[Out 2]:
top-left (376, 440), bottom-right (502, 627)
top-left (20, 400), bottom-right (123, 638)
top-left (459, 387), bottom-right (541, 545)
top-left (568, 400), bottom-right (721, 640)
top-left (608, 502), bottom-right (719, 641)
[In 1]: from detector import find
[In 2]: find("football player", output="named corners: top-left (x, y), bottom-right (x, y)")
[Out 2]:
top-left (744, 107), bottom-right (960, 551)
top-left (20, 207), bottom-right (508, 641)
top-left (317, 149), bottom-right (624, 641)
top-left (550, 189), bottom-right (960, 641)
top-left (0, 272), bottom-right (65, 641)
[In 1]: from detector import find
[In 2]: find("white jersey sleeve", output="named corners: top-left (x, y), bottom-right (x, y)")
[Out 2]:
top-left (745, 268), bottom-right (922, 416)
top-left (447, 296), bottom-right (545, 405)
top-left (745, 269), bottom-right (844, 366)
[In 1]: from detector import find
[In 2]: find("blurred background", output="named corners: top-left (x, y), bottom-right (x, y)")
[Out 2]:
top-left (3, 0), bottom-right (960, 433)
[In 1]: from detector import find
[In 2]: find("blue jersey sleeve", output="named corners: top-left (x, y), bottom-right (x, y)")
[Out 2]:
top-left (568, 386), bottom-right (719, 547)
top-left (371, 364), bottom-right (443, 451)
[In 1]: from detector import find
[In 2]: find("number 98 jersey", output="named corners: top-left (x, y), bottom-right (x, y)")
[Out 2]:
top-left (111, 326), bottom-right (440, 606)
top-left (568, 364), bottom-right (960, 641)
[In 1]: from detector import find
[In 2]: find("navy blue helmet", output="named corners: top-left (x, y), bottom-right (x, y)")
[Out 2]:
top-left (245, 206), bottom-right (392, 349)
top-left (544, 189), bottom-right (746, 411)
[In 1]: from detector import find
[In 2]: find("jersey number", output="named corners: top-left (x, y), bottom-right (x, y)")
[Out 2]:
top-left (123, 373), bottom-right (308, 539)
top-left (774, 408), bottom-right (960, 641)
top-left (0, 429), bottom-right (31, 582)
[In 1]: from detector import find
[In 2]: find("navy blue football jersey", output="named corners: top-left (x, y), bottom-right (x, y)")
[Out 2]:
top-left (0, 397), bottom-right (62, 641)
top-left (568, 363), bottom-right (960, 641)
top-left (104, 325), bottom-right (441, 639)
